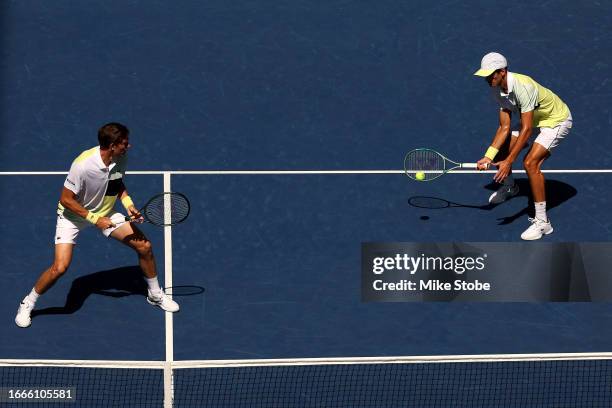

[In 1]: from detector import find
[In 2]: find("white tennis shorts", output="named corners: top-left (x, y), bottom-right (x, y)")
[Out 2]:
top-left (511, 112), bottom-right (573, 151)
top-left (55, 212), bottom-right (127, 245)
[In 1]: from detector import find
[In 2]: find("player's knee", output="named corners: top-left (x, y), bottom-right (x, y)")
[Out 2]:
top-left (51, 262), bottom-right (69, 278)
top-left (523, 157), bottom-right (539, 173)
top-left (136, 240), bottom-right (153, 257)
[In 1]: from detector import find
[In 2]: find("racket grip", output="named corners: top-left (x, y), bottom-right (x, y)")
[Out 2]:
top-left (110, 216), bottom-right (132, 227)
top-left (110, 217), bottom-right (135, 230)
top-left (461, 163), bottom-right (479, 169)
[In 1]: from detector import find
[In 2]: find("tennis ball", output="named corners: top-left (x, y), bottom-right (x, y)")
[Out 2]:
top-left (415, 171), bottom-right (426, 181)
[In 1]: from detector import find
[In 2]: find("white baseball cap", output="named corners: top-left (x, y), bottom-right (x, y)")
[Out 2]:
top-left (474, 52), bottom-right (507, 77)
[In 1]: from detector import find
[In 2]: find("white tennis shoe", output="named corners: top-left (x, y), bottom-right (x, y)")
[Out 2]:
top-left (15, 297), bottom-right (35, 328)
top-left (489, 183), bottom-right (519, 204)
top-left (147, 290), bottom-right (179, 313)
top-left (521, 217), bottom-right (553, 240)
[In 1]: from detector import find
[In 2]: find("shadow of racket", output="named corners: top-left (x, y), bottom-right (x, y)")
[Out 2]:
top-left (408, 196), bottom-right (495, 211)
top-left (165, 285), bottom-right (205, 297)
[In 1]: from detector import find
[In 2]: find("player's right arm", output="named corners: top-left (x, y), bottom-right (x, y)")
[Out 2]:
top-left (59, 187), bottom-right (115, 230)
top-left (477, 108), bottom-right (512, 170)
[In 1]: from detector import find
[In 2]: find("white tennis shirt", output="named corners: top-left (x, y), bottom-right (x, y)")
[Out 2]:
top-left (492, 72), bottom-right (570, 128)
top-left (58, 146), bottom-right (127, 220)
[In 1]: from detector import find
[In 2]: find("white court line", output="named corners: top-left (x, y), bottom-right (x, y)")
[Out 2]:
top-left (172, 352), bottom-right (612, 368)
top-left (1, 169), bottom-right (612, 176)
top-left (3, 352), bottom-right (612, 368)
top-left (0, 352), bottom-right (612, 370)
top-left (163, 172), bottom-right (174, 408)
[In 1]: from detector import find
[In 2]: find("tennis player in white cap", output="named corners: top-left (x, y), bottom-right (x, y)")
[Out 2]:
top-left (474, 52), bottom-right (573, 240)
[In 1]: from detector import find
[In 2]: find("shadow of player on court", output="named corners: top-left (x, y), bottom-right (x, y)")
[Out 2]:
top-left (487, 178), bottom-right (577, 224)
top-left (409, 178), bottom-right (577, 225)
top-left (31, 266), bottom-right (204, 319)
top-left (31, 266), bottom-right (147, 318)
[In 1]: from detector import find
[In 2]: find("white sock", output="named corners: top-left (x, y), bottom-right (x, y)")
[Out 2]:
top-left (145, 277), bottom-right (162, 294)
top-left (26, 288), bottom-right (40, 305)
top-left (503, 174), bottom-right (515, 187)
top-left (535, 201), bottom-right (547, 222)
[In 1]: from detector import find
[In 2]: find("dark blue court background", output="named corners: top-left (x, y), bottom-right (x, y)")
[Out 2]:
top-left (1, 1), bottom-right (611, 361)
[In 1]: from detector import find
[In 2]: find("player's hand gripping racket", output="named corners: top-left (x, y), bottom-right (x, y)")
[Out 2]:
top-left (118, 192), bottom-right (190, 227)
top-left (404, 148), bottom-right (478, 181)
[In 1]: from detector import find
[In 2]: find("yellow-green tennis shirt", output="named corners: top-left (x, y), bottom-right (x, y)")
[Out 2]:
top-left (493, 72), bottom-right (570, 128)
top-left (58, 146), bottom-right (127, 220)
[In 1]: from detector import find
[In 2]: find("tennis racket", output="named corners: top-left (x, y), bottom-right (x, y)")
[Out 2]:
top-left (118, 192), bottom-right (191, 227)
top-left (404, 148), bottom-right (479, 181)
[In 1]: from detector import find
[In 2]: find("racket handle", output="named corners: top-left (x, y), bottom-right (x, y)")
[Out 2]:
top-left (110, 216), bottom-right (135, 227)
top-left (461, 163), bottom-right (479, 169)
top-left (107, 218), bottom-right (129, 228)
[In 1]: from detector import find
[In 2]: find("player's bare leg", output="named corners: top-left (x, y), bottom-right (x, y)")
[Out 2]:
top-left (111, 222), bottom-right (179, 312)
top-left (15, 244), bottom-right (74, 327)
top-left (34, 243), bottom-right (74, 294)
top-left (521, 143), bottom-right (553, 240)
top-left (523, 142), bottom-right (550, 203)
top-left (111, 223), bottom-right (157, 279)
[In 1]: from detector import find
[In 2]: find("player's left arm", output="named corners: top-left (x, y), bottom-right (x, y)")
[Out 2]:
top-left (117, 181), bottom-right (143, 221)
top-left (493, 110), bottom-right (533, 183)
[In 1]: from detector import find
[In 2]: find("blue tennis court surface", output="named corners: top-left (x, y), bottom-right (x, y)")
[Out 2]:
top-left (2, 172), bottom-right (611, 361)
top-left (1, 1), bottom-right (612, 406)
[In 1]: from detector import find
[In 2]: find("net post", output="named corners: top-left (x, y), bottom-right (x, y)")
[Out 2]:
top-left (163, 172), bottom-right (174, 408)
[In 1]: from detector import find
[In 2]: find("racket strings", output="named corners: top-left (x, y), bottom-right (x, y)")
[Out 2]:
top-left (144, 193), bottom-right (190, 226)
top-left (405, 150), bottom-right (446, 181)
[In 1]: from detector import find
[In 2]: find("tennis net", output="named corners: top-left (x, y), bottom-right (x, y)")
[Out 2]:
top-left (1, 353), bottom-right (611, 407)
